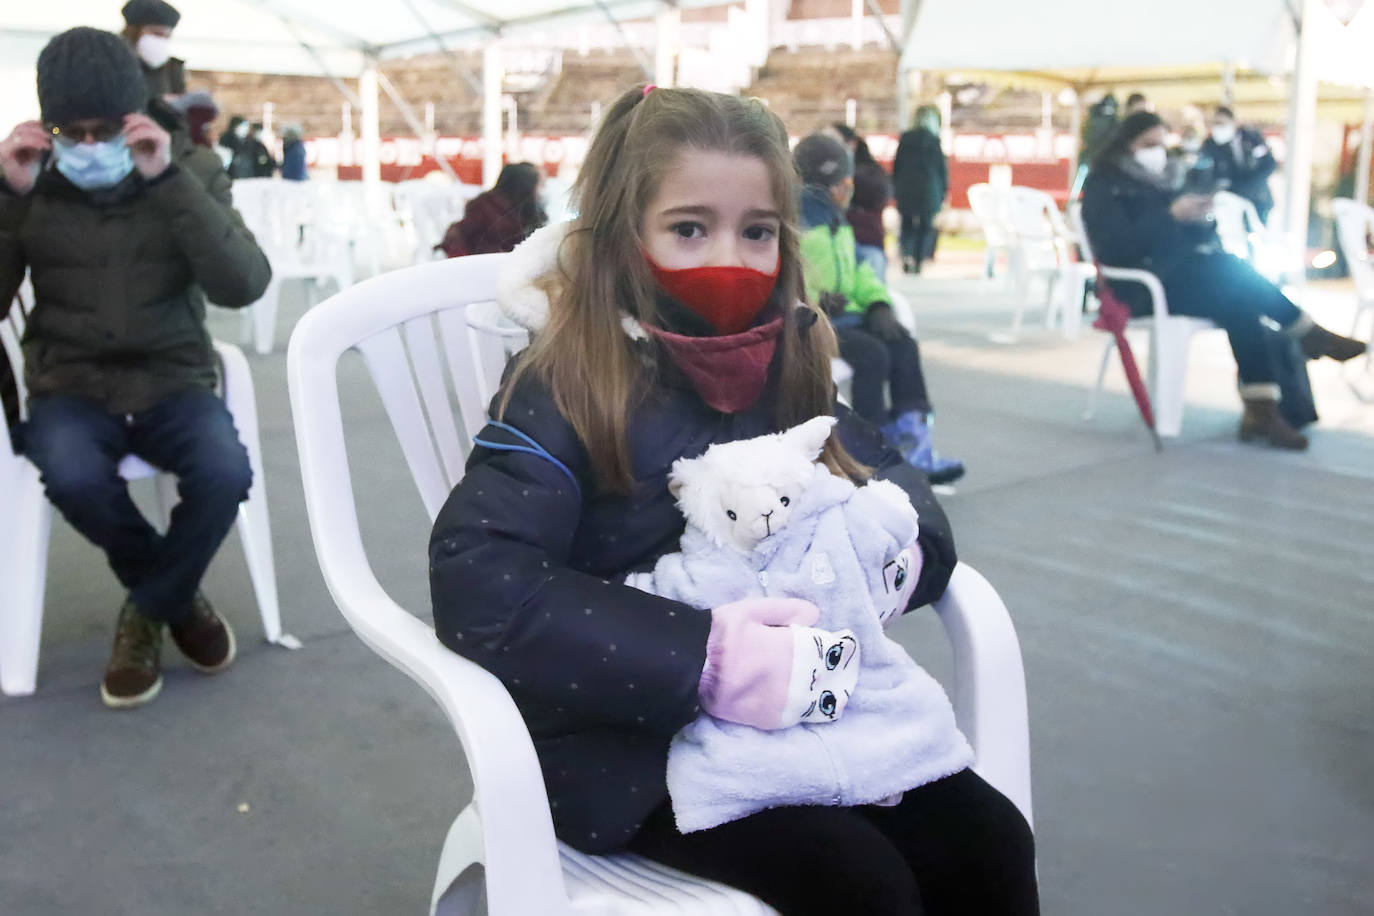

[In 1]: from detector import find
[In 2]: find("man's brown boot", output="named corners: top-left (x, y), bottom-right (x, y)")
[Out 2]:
top-left (1291, 314), bottom-right (1368, 362)
top-left (101, 599), bottom-right (164, 709)
top-left (1239, 396), bottom-right (1309, 450)
top-left (168, 592), bottom-right (236, 673)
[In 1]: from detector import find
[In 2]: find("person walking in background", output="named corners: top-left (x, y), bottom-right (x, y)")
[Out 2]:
top-left (796, 133), bottom-right (965, 484)
top-left (892, 105), bottom-right (947, 275)
top-left (280, 124), bottom-right (307, 181)
top-left (232, 122), bottom-right (277, 179)
top-left (437, 161), bottom-right (547, 257)
top-left (1200, 105), bottom-right (1276, 223)
top-left (1124, 92), bottom-right (1151, 114)
top-left (120, 0), bottom-right (185, 104)
top-left (219, 114), bottom-right (245, 172)
top-left (0, 28), bottom-right (271, 708)
top-left (833, 123), bottom-right (892, 279)
top-left (1081, 111), bottom-right (1365, 450)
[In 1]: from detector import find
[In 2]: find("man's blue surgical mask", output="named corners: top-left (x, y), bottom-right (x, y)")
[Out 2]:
top-left (53, 136), bottom-right (135, 190)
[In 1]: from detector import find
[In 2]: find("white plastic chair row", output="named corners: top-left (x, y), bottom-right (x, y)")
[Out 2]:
top-left (286, 253), bottom-right (1033, 915)
top-left (966, 182), bottom-right (1014, 281)
top-left (231, 178), bottom-right (359, 355)
top-left (392, 180), bottom-right (483, 265)
top-left (1329, 198), bottom-right (1374, 367)
top-left (0, 293), bottom-right (298, 696)
top-left (1068, 203), bottom-right (1220, 438)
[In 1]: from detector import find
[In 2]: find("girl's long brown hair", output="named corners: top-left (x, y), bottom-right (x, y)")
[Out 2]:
top-left (500, 85), bottom-right (866, 493)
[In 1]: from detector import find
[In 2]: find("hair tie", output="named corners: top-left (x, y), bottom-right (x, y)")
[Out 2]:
top-left (798, 308), bottom-right (820, 333)
top-left (642, 84), bottom-right (657, 97)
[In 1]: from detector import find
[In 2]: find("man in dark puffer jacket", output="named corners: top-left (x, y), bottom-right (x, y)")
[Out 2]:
top-left (0, 28), bottom-right (271, 708)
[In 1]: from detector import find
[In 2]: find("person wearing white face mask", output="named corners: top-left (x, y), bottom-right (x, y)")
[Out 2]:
top-left (121, 0), bottom-right (185, 105)
top-left (1200, 105), bottom-right (1276, 223)
top-left (1081, 111), bottom-right (1366, 451)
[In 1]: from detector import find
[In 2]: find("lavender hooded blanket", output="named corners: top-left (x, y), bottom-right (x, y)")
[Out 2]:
top-left (627, 417), bottom-right (973, 833)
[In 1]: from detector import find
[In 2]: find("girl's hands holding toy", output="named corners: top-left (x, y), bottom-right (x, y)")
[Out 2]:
top-left (699, 597), bottom-right (860, 730)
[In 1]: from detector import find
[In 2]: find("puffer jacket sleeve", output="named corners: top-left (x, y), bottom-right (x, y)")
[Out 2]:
top-left (143, 149), bottom-right (272, 307)
top-left (430, 375), bottom-right (712, 737)
top-left (834, 402), bottom-right (956, 610)
top-left (1080, 165), bottom-right (1175, 269)
top-left (0, 182), bottom-right (32, 316)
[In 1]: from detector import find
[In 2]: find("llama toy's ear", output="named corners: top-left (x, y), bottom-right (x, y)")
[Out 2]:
top-left (782, 416), bottom-right (838, 461)
top-left (667, 454), bottom-right (699, 502)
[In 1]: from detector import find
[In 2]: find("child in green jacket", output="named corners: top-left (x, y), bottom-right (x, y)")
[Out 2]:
top-left (795, 133), bottom-right (964, 485)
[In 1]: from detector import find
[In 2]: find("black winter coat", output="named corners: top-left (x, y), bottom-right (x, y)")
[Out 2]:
top-left (1199, 127), bottom-right (1276, 218)
top-left (429, 352), bottom-right (957, 853)
top-left (892, 128), bottom-right (947, 216)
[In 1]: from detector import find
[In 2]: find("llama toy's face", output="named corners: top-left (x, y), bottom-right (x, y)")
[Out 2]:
top-left (669, 416), bottom-right (838, 554)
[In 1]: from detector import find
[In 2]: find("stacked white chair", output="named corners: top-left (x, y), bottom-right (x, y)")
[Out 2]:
top-left (1069, 203), bottom-right (1221, 438)
top-left (231, 178), bottom-right (355, 355)
top-left (1004, 186), bottom-right (1092, 339)
top-left (0, 291), bottom-right (298, 697)
top-left (286, 253), bottom-right (1034, 915)
top-left (1329, 198), bottom-right (1374, 362)
top-left (966, 183), bottom-right (1013, 280)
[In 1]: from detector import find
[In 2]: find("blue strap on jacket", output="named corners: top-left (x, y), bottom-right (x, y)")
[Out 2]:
top-left (473, 418), bottom-right (581, 496)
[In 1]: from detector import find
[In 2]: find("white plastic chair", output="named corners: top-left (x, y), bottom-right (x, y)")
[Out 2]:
top-left (1071, 206), bottom-right (1219, 438)
top-left (286, 254), bottom-right (1034, 916)
top-left (966, 182), bottom-right (1013, 280)
top-left (1329, 198), bottom-right (1374, 360)
top-left (0, 296), bottom-right (298, 697)
top-left (1005, 186), bottom-right (1091, 339)
top-left (232, 178), bottom-right (354, 355)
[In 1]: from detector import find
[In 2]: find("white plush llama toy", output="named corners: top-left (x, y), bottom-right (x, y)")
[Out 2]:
top-left (628, 416), bottom-right (973, 833)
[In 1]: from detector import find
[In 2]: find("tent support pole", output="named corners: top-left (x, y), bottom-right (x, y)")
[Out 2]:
top-left (1357, 89), bottom-right (1373, 207)
top-left (654, 2), bottom-right (680, 87)
top-left (359, 61), bottom-right (381, 187)
top-left (483, 40), bottom-right (504, 187)
top-left (1068, 92), bottom-right (1082, 191)
top-left (1283, 0), bottom-right (1318, 266)
top-left (376, 68), bottom-right (459, 180)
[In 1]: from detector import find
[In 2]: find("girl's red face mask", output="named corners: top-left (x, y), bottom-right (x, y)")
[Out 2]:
top-left (647, 257), bottom-right (780, 336)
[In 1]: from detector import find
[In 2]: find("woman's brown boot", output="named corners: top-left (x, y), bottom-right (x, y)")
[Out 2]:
top-left (1289, 313), bottom-right (1368, 362)
top-left (1239, 395), bottom-right (1309, 450)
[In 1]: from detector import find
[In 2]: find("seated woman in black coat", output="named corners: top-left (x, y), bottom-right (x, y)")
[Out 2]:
top-left (1081, 111), bottom-right (1365, 450)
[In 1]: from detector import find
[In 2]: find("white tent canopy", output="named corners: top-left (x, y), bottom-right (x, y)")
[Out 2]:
top-left (0, 0), bottom-right (708, 76)
top-left (898, 0), bottom-right (1372, 88)
top-left (897, 0), bottom-right (1374, 248)
top-left (1, 0), bottom-right (717, 184)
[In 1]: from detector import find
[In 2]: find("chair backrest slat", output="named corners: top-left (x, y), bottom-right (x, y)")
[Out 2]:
top-left (355, 327), bottom-right (453, 521)
top-left (437, 308), bottom-right (495, 446)
top-left (402, 314), bottom-right (468, 487)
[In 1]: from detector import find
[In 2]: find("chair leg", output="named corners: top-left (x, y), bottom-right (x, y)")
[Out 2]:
top-left (253, 277), bottom-right (282, 356)
top-left (1083, 337), bottom-right (1116, 421)
top-left (1151, 319), bottom-right (1195, 438)
top-left (0, 468), bottom-right (53, 696)
top-left (432, 806), bottom-right (486, 916)
top-left (215, 342), bottom-right (299, 650)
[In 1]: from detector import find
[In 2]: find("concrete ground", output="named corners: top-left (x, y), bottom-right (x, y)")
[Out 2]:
top-left (3, 252), bottom-right (1372, 915)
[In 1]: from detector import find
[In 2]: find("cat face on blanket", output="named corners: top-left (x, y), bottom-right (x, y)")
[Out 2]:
top-left (788, 629), bottom-right (860, 722)
top-left (669, 416), bottom-right (837, 554)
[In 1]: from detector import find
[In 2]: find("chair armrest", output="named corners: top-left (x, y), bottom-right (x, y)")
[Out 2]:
top-left (1097, 265), bottom-right (1169, 320)
top-left (330, 568), bottom-right (572, 913)
top-left (931, 562), bottom-right (1033, 828)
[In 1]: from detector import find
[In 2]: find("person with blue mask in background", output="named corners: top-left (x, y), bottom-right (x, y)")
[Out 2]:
top-left (0, 27), bottom-right (271, 709)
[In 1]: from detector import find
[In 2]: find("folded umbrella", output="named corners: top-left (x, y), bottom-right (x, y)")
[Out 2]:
top-left (1093, 262), bottom-right (1163, 451)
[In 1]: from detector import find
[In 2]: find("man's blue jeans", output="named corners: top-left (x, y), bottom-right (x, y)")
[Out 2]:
top-left (20, 389), bottom-right (252, 623)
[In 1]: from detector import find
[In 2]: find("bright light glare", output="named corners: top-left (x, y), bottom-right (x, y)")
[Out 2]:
top-left (1311, 250), bottom-right (1338, 270)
